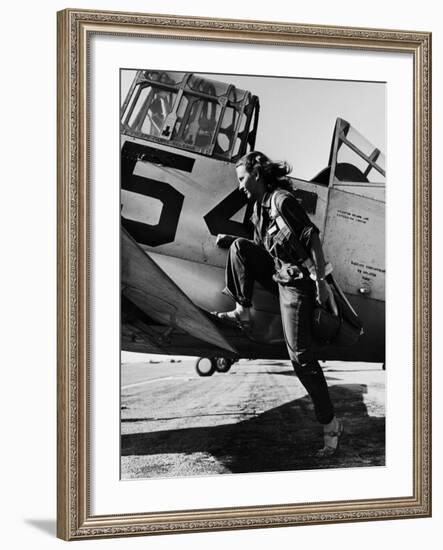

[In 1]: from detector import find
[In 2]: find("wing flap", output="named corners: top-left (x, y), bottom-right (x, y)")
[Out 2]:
top-left (121, 228), bottom-right (236, 354)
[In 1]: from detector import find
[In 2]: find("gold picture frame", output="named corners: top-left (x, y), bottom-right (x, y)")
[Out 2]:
top-left (57, 8), bottom-right (431, 540)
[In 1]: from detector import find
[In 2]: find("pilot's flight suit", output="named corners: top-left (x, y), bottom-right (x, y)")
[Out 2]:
top-left (223, 189), bottom-right (334, 425)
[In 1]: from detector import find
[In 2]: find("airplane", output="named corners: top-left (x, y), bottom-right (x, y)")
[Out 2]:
top-left (120, 70), bottom-right (385, 376)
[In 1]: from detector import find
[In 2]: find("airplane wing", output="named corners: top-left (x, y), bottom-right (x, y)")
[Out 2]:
top-left (121, 227), bottom-right (237, 355)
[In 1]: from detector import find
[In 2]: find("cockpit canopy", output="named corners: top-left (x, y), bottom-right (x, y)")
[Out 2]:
top-left (311, 118), bottom-right (385, 187)
top-left (121, 71), bottom-right (260, 161)
top-left (331, 118), bottom-right (385, 183)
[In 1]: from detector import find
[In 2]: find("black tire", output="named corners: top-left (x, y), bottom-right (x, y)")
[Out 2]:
top-left (215, 357), bottom-right (233, 373)
top-left (195, 357), bottom-right (216, 377)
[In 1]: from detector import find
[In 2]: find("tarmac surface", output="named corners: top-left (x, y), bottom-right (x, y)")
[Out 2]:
top-left (121, 359), bottom-right (385, 480)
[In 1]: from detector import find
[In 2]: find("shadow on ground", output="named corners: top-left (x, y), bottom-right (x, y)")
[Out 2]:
top-left (122, 384), bottom-right (385, 476)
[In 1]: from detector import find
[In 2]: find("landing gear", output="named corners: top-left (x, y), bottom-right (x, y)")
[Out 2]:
top-left (194, 357), bottom-right (235, 376)
top-left (195, 357), bottom-right (216, 377)
top-left (215, 357), bottom-right (233, 373)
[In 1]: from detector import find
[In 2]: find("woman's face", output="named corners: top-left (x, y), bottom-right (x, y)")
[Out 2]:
top-left (236, 165), bottom-right (262, 201)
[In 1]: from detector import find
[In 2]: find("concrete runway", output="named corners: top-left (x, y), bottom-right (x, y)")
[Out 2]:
top-left (121, 359), bottom-right (385, 479)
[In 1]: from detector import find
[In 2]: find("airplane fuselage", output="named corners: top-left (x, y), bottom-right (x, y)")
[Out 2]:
top-left (121, 133), bottom-right (385, 362)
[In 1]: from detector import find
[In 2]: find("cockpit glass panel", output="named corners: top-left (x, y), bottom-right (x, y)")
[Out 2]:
top-left (144, 89), bottom-right (177, 137)
top-left (142, 71), bottom-right (186, 85)
top-left (220, 106), bottom-right (238, 130)
top-left (126, 85), bottom-right (151, 129)
top-left (228, 87), bottom-right (248, 104)
top-left (335, 123), bottom-right (385, 184)
top-left (125, 84), bottom-right (178, 138)
top-left (215, 107), bottom-right (240, 155)
top-left (181, 98), bottom-right (221, 147)
top-left (187, 75), bottom-right (230, 98)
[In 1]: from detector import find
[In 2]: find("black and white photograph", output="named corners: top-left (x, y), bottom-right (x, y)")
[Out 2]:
top-left (120, 69), bottom-right (386, 480)
top-left (1, 0), bottom-right (438, 545)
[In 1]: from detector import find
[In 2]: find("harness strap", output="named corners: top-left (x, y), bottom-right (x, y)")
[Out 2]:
top-left (270, 191), bottom-right (311, 262)
top-left (271, 190), bottom-right (334, 279)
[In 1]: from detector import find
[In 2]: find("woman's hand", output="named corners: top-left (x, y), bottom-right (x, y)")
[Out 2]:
top-left (315, 279), bottom-right (329, 306)
top-left (216, 234), bottom-right (236, 249)
top-left (309, 233), bottom-right (329, 306)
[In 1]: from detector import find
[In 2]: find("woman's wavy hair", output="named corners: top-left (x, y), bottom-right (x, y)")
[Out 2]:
top-left (236, 151), bottom-right (292, 191)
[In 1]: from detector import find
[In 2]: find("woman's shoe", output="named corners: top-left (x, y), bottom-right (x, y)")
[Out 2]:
top-left (210, 310), bottom-right (253, 331)
top-left (315, 418), bottom-right (343, 458)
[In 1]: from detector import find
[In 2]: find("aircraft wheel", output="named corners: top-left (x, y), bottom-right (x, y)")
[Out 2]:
top-left (215, 357), bottom-right (233, 373)
top-left (195, 357), bottom-right (216, 377)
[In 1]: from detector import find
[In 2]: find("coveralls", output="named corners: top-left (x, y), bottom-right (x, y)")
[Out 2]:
top-left (223, 189), bottom-right (334, 425)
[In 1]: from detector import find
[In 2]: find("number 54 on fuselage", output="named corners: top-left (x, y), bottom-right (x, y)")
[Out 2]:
top-left (120, 70), bottom-right (386, 369)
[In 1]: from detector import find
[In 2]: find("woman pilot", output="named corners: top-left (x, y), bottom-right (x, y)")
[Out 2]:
top-left (213, 151), bottom-right (343, 457)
